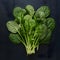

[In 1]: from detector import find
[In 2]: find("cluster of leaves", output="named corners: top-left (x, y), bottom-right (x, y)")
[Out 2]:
top-left (6, 5), bottom-right (55, 55)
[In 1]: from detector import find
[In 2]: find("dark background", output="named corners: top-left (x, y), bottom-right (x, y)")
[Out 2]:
top-left (0, 0), bottom-right (59, 60)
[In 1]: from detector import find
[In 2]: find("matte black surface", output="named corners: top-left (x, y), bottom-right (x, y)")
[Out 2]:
top-left (0, 0), bottom-right (59, 60)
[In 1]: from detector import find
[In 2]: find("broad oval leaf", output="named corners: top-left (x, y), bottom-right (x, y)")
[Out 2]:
top-left (9, 33), bottom-right (20, 44)
top-left (29, 19), bottom-right (36, 29)
top-left (24, 15), bottom-right (32, 32)
top-left (25, 5), bottom-right (35, 16)
top-left (13, 7), bottom-right (26, 21)
top-left (24, 15), bottom-right (32, 20)
top-left (24, 15), bottom-right (36, 32)
top-left (35, 6), bottom-right (50, 18)
top-left (13, 7), bottom-right (26, 17)
top-left (6, 21), bottom-right (19, 33)
top-left (41, 29), bottom-right (52, 44)
top-left (46, 17), bottom-right (55, 31)
top-left (13, 7), bottom-right (22, 17)
top-left (34, 24), bottom-right (47, 40)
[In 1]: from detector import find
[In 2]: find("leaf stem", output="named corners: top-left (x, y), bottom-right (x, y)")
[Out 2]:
top-left (17, 30), bottom-right (26, 47)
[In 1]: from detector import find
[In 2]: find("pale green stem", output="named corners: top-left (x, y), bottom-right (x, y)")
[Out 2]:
top-left (17, 30), bottom-right (26, 47)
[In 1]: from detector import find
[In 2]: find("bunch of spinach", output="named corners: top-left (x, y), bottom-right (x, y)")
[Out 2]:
top-left (6, 5), bottom-right (55, 55)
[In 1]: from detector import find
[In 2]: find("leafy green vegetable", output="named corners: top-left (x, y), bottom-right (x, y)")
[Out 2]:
top-left (35, 6), bottom-right (50, 18)
top-left (6, 5), bottom-right (55, 55)
top-left (46, 17), bottom-right (55, 31)
top-left (9, 33), bottom-right (20, 44)
top-left (6, 21), bottom-right (19, 33)
top-left (24, 15), bottom-right (36, 33)
top-left (13, 7), bottom-right (26, 23)
top-left (34, 24), bottom-right (47, 40)
top-left (25, 5), bottom-right (35, 16)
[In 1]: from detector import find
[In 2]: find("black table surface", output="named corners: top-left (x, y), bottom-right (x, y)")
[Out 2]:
top-left (0, 0), bottom-right (59, 60)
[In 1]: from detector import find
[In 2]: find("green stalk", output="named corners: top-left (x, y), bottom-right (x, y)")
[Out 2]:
top-left (26, 44), bottom-right (35, 55)
top-left (17, 30), bottom-right (26, 47)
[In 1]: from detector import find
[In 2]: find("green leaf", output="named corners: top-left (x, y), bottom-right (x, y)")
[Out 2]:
top-left (35, 6), bottom-right (50, 18)
top-left (46, 17), bottom-right (55, 31)
top-left (9, 33), bottom-right (20, 44)
top-left (24, 15), bottom-right (36, 32)
top-left (24, 15), bottom-right (32, 20)
top-left (25, 5), bottom-right (35, 16)
top-left (13, 7), bottom-right (26, 17)
top-left (13, 7), bottom-right (26, 22)
top-left (29, 19), bottom-right (36, 29)
top-left (13, 7), bottom-right (21, 17)
top-left (34, 24), bottom-right (47, 40)
top-left (24, 15), bottom-right (31, 32)
top-left (41, 29), bottom-right (52, 44)
top-left (6, 21), bottom-right (19, 33)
